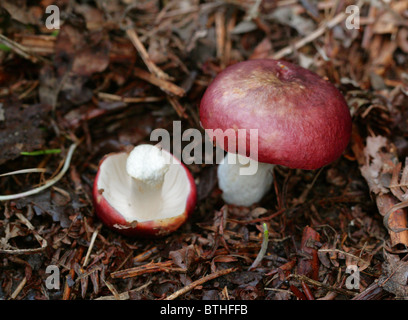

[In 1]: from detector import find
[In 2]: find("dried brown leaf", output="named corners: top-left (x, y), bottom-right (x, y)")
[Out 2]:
top-left (379, 251), bottom-right (408, 299)
top-left (169, 244), bottom-right (197, 270)
top-left (360, 136), bottom-right (392, 195)
top-left (389, 158), bottom-right (408, 201)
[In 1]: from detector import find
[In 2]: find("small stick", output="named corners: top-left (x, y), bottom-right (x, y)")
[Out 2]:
top-left (9, 277), bottom-right (27, 300)
top-left (289, 274), bottom-right (357, 297)
top-left (164, 267), bottom-right (237, 300)
top-left (301, 281), bottom-right (315, 300)
top-left (133, 247), bottom-right (159, 263)
top-left (290, 285), bottom-right (307, 300)
top-left (95, 280), bottom-right (153, 300)
top-left (134, 67), bottom-right (185, 97)
top-left (352, 281), bottom-right (383, 300)
top-left (0, 34), bottom-right (43, 63)
top-left (103, 280), bottom-right (121, 300)
top-left (318, 248), bottom-right (370, 266)
top-left (270, 12), bottom-right (347, 60)
top-left (0, 213), bottom-right (48, 254)
top-left (167, 95), bottom-right (187, 118)
top-left (82, 227), bottom-right (100, 268)
top-left (224, 9), bottom-right (237, 66)
top-left (126, 28), bottom-right (170, 80)
top-left (111, 261), bottom-right (185, 279)
top-left (215, 9), bottom-right (226, 62)
top-left (97, 92), bottom-right (163, 104)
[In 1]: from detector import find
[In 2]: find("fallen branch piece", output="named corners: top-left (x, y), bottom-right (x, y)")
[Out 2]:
top-left (110, 261), bottom-right (186, 279)
top-left (134, 67), bottom-right (185, 97)
top-left (165, 267), bottom-right (237, 300)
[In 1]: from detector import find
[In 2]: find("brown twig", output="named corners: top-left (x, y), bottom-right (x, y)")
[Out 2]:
top-left (110, 261), bottom-right (186, 279)
top-left (9, 277), bottom-right (27, 300)
top-left (0, 34), bottom-right (45, 63)
top-left (301, 281), bottom-right (315, 300)
top-left (164, 267), bottom-right (238, 300)
top-left (270, 11), bottom-right (347, 60)
top-left (0, 213), bottom-right (48, 255)
top-left (289, 274), bottom-right (357, 297)
top-left (97, 92), bottom-right (164, 104)
top-left (133, 247), bottom-right (159, 263)
top-left (167, 95), bottom-right (188, 118)
top-left (215, 8), bottom-right (226, 65)
top-left (134, 67), bottom-right (185, 97)
top-left (352, 281), bottom-right (384, 300)
top-left (126, 28), bottom-right (171, 80)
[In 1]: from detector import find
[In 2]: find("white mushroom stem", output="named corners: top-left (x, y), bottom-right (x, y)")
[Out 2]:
top-left (217, 152), bottom-right (274, 206)
top-left (126, 144), bottom-right (171, 220)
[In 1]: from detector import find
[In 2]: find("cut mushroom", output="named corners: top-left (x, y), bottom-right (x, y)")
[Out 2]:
top-left (93, 144), bottom-right (196, 237)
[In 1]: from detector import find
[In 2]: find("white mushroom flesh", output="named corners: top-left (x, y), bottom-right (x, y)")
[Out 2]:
top-left (97, 145), bottom-right (192, 222)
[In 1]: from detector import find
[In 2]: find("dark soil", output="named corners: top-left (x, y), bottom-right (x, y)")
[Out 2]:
top-left (1, 0), bottom-right (408, 301)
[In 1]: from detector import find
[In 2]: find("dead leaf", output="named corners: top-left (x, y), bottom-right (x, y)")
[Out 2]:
top-left (55, 23), bottom-right (110, 77)
top-left (270, 6), bottom-right (315, 36)
top-left (360, 135), bottom-right (392, 195)
top-left (376, 194), bottom-right (408, 247)
top-left (1, 1), bottom-right (40, 25)
top-left (249, 37), bottom-right (272, 60)
top-left (0, 99), bottom-right (50, 165)
top-left (379, 251), bottom-right (408, 299)
top-left (397, 28), bottom-right (408, 53)
top-left (297, 226), bottom-right (321, 280)
top-left (39, 21), bottom-right (110, 109)
top-left (372, 1), bottom-right (408, 35)
top-left (389, 159), bottom-right (408, 202)
top-left (169, 244), bottom-right (197, 270)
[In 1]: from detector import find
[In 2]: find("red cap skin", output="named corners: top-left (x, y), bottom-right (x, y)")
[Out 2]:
top-left (200, 59), bottom-right (352, 170)
top-left (92, 153), bottom-right (197, 238)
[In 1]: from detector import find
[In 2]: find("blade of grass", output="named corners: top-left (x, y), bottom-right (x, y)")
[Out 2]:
top-left (20, 149), bottom-right (61, 156)
top-left (249, 223), bottom-right (269, 270)
top-left (0, 43), bottom-right (11, 52)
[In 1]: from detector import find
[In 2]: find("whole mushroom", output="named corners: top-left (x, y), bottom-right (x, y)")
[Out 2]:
top-left (93, 144), bottom-right (196, 237)
top-left (200, 59), bottom-right (352, 206)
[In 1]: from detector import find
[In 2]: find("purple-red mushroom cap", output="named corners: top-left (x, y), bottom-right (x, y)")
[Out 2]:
top-left (93, 144), bottom-right (196, 237)
top-left (200, 59), bottom-right (352, 206)
top-left (200, 59), bottom-right (352, 170)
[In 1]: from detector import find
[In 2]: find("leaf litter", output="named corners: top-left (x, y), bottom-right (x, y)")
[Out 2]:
top-left (0, 0), bottom-right (408, 301)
